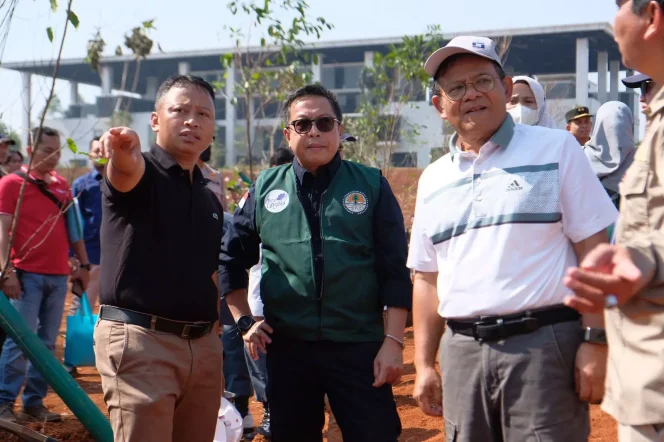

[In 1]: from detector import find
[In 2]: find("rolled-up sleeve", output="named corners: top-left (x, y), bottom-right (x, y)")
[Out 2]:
top-left (373, 176), bottom-right (413, 310)
top-left (218, 186), bottom-right (262, 296)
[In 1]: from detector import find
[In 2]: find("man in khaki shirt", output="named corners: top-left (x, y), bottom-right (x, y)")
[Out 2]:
top-left (564, 1), bottom-right (664, 441)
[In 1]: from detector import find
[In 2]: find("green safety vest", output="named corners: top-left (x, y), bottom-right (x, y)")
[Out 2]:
top-left (255, 161), bottom-right (383, 342)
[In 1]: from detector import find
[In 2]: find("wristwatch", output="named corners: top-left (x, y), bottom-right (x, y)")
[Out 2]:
top-left (582, 327), bottom-right (607, 345)
top-left (79, 263), bottom-right (91, 271)
top-left (236, 315), bottom-right (257, 335)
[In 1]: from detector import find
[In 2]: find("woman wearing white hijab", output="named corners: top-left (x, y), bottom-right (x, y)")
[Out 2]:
top-left (507, 76), bottom-right (557, 128)
top-left (583, 100), bottom-right (635, 209)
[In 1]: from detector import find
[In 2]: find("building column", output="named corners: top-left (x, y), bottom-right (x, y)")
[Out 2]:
top-left (146, 76), bottom-right (158, 100)
top-left (21, 72), bottom-right (31, 135)
top-left (178, 62), bottom-right (191, 75)
top-left (100, 65), bottom-right (113, 95)
top-left (609, 60), bottom-right (620, 101)
top-left (597, 51), bottom-right (608, 104)
top-left (575, 38), bottom-right (589, 106)
top-left (364, 51), bottom-right (374, 68)
top-left (312, 54), bottom-right (323, 83)
top-left (225, 61), bottom-right (236, 167)
top-left (69, 81), bottom-right (79, 105)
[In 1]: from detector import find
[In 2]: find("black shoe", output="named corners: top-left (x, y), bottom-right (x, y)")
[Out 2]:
top-left (256, 406), bottom-right (271, 438)
top-left (0, 403), bottom-right (17, 423)
top-left (245, 406), bottom-right (271, 440)
top-left (18, 405), bottom-right (61, 422)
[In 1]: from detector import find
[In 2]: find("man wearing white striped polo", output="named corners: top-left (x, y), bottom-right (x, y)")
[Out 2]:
top-left (409, 36), bottom-right (618, 441)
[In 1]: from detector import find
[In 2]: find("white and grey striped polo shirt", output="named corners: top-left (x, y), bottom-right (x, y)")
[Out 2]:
top-left (407, 116), bottom-right (618, 319)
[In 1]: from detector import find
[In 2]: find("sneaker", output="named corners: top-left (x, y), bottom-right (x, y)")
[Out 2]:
top-left (0, 404), bottom-right (17, 423)
top-left (256, 408), bottom-right (271, 438)
top-left (65, 364), bottom-right (78, 376)
top-left (18, 405), bottom-right (61, 422)
top-left (242, 414), bottom-right (255, 434)
top-left (246, 407), bottom-right (271, 440)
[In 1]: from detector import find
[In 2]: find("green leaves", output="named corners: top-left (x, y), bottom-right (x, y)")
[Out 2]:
top-left (66, 138), bottom-right (77, 153)
top-left (46, 27), bottom-right (54, 42)
top-left (142, 19), bottom-right (156, 30)
top-left (50, 0), bottom-right (57, 12)
top-left (67, 138), bottom-right (108, 164)
top-left (67, 10), bottom-right (79, 29)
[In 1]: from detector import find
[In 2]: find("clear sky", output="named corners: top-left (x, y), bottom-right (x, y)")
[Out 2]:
top-left (0, 0), bottom-right (620, 137)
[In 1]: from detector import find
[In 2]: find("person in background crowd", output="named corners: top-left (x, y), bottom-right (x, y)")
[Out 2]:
top-left (566, 106), bottom-right (593, 145)
top-left (242, 146), bottom-right (295, 441)
top-left (583, 101), bottom-right (635, 209)
top-left (412, 36), bottom-right (617, 441)
top-left (66, 137), bottom-right (105, 376)
top-left (93, 75), bottom-right (224, 442)
top-left (219, 279), bottom-right (255, 436)
top-left (507, 76), bottom-right (557, 128)
top-left (337, 133), bottom-right (357, 159)
top-left (563, 1), bottom-right (664, 441)
top-left (220, 83), bottom-right (411, 442)
top-left (623, 72), bottom-right (660, 115)
top-left (4, 150), bottom-right (23, 175)
top-left (198, 140), bottom-right (227, 211)
top-left (0, 136), bottom-right (17, 355)
top-left (0, 134), bottom-right (17, 178)
top-left (0, 126), bottom-right (91, 423)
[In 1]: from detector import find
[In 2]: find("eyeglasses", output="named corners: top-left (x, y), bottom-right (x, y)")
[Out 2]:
top-left (440, 74), bottom-right (501, 101)
top-left (640, 81), bottom-right (654, 96)
top-left (288, 117), bottom-right (340, 135)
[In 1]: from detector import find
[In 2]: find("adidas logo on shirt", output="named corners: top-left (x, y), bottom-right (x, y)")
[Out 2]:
top-left (506, 180), bottom-right (523, 191)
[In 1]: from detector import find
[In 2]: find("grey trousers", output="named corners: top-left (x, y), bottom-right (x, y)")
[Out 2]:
top-left (441, 320), bottom-right (589, 442)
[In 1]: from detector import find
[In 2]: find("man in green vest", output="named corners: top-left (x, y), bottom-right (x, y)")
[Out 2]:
top-left (219, 83), bottom-right (411, 442)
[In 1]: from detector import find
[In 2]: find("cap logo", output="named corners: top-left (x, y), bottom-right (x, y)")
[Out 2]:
top-left (472, 42), bottom-right (486, 49)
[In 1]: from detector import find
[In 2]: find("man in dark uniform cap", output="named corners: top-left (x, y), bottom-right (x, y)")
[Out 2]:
top-left (566, 106), bottom-right (593, 145)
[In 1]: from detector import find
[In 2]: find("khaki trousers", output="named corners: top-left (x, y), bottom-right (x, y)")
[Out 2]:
top-left (620, 424), bottom-right (664, 442)
top-left (94, 318), bottom-right (223, 442)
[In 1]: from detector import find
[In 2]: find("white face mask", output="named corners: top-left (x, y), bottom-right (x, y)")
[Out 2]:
top-left (508, 104), bottom-right (539, 126)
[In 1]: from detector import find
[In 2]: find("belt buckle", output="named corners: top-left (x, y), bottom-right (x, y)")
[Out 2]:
top-left (181, 322), bottom-right (209, 339)
top-left (472, 318), bottom-right (504, 342)
top-left (181, 324), bottom-right (192, 339)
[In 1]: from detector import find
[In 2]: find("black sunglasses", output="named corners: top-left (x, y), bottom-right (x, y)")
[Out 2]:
top-left (640, 81), bottom-right (654, 96)
top-left (288, 117), bottom-right (340, 135)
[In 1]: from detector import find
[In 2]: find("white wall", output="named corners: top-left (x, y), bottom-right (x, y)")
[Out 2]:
top-left (394, 100), bottom-right (442, 168)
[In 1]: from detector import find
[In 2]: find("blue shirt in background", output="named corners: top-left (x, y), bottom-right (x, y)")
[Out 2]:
top-left (71, 168), bottom-right (103, 265)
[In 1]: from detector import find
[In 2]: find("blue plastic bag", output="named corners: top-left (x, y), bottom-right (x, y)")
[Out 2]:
top-left (64, 292), bottom-right (97, 367)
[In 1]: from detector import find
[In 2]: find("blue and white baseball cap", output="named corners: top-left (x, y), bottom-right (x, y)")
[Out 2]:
top-left (424, 36), bottom-right (503, 78)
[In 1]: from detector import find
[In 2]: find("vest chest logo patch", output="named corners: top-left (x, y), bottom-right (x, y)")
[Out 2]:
top-left (264, 189), bottom-right (290, 213)
top-left (343, 191), bottom-right (368, 214)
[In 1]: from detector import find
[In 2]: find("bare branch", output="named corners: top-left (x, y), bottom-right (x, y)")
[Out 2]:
top-left (2, 0), bottom-right (75, 279)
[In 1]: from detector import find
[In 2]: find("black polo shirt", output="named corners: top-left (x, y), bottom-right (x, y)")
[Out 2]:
top-left (99, 145), bottom-right (224, 322)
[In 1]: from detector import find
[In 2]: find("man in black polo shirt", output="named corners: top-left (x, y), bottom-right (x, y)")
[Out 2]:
top-left (93, 75), bottom-right (224, 442)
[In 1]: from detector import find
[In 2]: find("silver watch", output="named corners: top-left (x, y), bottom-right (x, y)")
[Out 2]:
top-left (582, 327), bottom-right (607, 345)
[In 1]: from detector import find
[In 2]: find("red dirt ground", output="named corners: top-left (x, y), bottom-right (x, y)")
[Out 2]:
top-left (0, 296), bottom-right (617, 442)
top-left (4, 168), bottom-right (615, 441)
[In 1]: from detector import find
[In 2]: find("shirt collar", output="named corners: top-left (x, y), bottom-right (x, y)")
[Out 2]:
top-left (646, 86), bottom-right (664, 118)
top-left (150, 144), bottom-right (204, 181)
top-left (293, 152), bottom-right (342, 185)
top-left (448, 114), bottom-right (515, 156)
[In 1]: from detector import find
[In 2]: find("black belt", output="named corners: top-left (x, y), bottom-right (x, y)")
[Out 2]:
top-left (447, 305), bottom-right (580, 342)
top-left (99, 306), bottom-right (214, 340)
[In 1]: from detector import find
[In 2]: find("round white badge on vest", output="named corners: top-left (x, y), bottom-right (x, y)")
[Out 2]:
top-left (343, 191), bottom-right (368, 214)
top-left (264, 189), bottom-right (290, 213)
